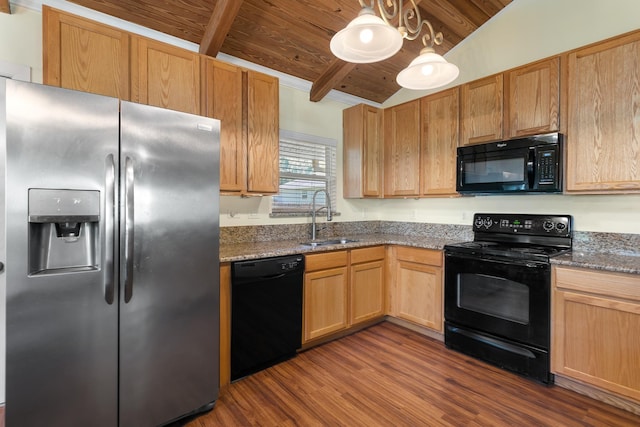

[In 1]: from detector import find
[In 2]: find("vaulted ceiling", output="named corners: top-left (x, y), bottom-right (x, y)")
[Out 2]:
top-left (66, 0), bottom-right (512, 103)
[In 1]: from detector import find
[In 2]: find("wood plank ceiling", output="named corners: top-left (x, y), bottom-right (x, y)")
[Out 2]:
top-left (68, 0), bottom-right (512, 103)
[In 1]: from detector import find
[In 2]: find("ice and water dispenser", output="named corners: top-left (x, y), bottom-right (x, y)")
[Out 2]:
top-left (28, 189), bottom-right (100, 275)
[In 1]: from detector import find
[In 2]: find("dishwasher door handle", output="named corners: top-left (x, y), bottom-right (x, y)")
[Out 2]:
top-left (234, 272), bottom-right (303, 284)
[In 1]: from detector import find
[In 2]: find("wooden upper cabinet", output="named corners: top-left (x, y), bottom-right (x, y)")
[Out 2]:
top-left (131, 36), bottom-right (201, 115)
top-left (384, 99), bottom-right (421, 196)
top-left (420, 87), bottom-right (459, 196)
top-left (202, 58), bottom-right (245, 193)
top-left (43, 6), bottom-right (130, 99)
top-left (245, 70), bottom-right (280, 194)
top-left (343, 104), bottom-right (383, 198)
top-left (505, 57), bottom-right (560, 138)
top-left (460, 74), bottom-right (503, 145)
top-left (566, 32), bottom-right (640, 193)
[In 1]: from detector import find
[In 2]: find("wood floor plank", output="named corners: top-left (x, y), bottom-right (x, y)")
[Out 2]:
top-left (179, 322), bottom-right (640, 426)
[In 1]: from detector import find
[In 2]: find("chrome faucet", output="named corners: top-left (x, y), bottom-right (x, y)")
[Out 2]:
top-left (311, 189), bottom-right (332, 241)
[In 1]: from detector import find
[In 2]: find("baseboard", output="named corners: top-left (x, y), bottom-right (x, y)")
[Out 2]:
top-left (384, 316), bottom-right (444, 342)
top-left (554, 375), bottom-right (640, 416)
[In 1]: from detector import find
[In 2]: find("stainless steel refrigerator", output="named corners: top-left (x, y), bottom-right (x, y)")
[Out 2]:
top-left (0, 78), bottom-right (220, 426)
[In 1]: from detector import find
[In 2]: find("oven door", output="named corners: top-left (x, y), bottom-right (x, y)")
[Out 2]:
top-left (444, 251), bottom-right (550, 349)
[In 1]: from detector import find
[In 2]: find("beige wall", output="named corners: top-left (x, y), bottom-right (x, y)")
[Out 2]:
top-left (0, 5), bottom-right (42, 82)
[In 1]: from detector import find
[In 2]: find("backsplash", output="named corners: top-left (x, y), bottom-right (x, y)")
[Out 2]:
top-left (220, 221), bottom-right (473, 244)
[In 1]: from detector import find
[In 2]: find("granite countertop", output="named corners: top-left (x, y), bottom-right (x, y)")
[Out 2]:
top-left (551, 251), bottom-right (640, 275)
top-left (221, 235), bottom-right (640, 276)
top-left (219, 233), bottom-right (465, 263)
top-left (219, 222), bottom-right (640, 276)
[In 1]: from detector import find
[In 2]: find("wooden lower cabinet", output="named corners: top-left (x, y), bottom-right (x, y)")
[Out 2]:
top-left (388, 246), bottom-right (443, 332)
top-left (303, 251), bottom-right (349, 342)
top-left (350, 246), bottom-right (385, 325)
top-left (552, 266), bottom-right (640, 402)
top-left (219, 262), bottom-right (231, 389)
top-left (303, 246), bottom-right (386, 344)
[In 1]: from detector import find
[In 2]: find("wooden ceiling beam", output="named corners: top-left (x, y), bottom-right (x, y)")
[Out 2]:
top-left (310, 58), bottom-right (356, 102)
top-left (0, 0), bottom-right (11, 14)
top-left (199, 0), bottom-right (243, 56)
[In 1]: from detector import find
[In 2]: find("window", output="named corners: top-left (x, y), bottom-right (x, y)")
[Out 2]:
top-left (271, 130), bottom-right (337, 216)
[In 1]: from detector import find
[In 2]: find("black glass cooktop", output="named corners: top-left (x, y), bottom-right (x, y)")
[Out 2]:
top-left (444, 213), bottom-right (573, 262)
top-left (444, 240), bottom-right (571, 261)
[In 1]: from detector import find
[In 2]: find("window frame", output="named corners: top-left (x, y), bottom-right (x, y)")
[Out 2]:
top-left (271, 129), bottom-right (338, 217)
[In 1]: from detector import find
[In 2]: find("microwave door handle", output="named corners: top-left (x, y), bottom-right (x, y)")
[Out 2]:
top-left (527, 148), bottom-right (535, 189)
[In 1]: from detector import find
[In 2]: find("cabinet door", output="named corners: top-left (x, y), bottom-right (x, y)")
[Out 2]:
top-left (389, 247), bottom-right (443, 332)
top-left (303, 266), bottom-right (349, 342)
top-left (343, 104), bottom-right (383, 198)
top-left (131, 36), bottom-right (201, 115)
top-left (246, 70), bottom-right (280, 194)
top-left (553, 267), bottom-right (640, 401)
top-left (43, 6), bottom-right (130, 99)
top-left (505, 57), bottom-right (560, 138)
top-left (203, 59), bottom-right (245, 193)
top-left (460, 74), bottom-right (503, 145)
top-left (420, 87), bottom-right (459, 196)
top-left (350, 246), bottom-right (385, 325)
top-left (384, 99), bottom-right (421, 196)
top-left (393, 260), bottom-right (443, 331)
top-left (566, 33), bottom-right (640, 192)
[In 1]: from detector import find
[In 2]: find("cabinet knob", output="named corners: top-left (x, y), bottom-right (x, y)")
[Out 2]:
top-left (0, 261), bottom-right (4, 272)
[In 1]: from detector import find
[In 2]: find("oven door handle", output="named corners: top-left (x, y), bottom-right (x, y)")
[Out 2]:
top-left (445, 251), bottom-right (549, 269)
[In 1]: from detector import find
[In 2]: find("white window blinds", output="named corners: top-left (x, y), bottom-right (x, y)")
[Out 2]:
top-left (272, 130), bottom-right (337, 215)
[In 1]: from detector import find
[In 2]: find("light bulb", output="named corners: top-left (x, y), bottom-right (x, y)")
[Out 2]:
top-left (359, 28), bottom-right (374, 44)
top-left (421, 64), bottom-right (434, 76)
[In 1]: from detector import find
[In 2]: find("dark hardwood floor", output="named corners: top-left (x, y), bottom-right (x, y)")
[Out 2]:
top-left (182, 322), bottom-right (640, 426)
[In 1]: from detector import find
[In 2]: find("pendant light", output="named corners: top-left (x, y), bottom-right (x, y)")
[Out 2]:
top-left (396, 46), bottom-right (459, 90)
top-left (330, 6), bottom-right (403, 63)
top-left (330, 0), bottom-right (459, 90)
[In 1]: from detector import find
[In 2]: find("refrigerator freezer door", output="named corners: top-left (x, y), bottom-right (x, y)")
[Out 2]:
top-left (119, 102), bottom-right (220, 426)
top-left (3, 79), bottom-right (120, 426)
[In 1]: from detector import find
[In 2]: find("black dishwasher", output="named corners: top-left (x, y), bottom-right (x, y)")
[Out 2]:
top-left (231, 255), bottom-right (304, 381)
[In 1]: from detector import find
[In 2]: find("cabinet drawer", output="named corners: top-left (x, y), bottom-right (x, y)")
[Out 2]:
top-left (395, 246), bottom-right (442, 267)
top-left (554, 267), bottom-right (640, 302)
top-left (305, 250), bottom-right (348, 272)
top-left (350, 246), bottom-right (385, 264)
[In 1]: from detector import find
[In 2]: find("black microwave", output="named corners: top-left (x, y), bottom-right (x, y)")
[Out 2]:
top-left (456, 133), bottom-right (563, 194)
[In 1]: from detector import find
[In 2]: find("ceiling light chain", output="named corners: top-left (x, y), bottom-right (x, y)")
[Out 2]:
top-left (331, 0), bottom-right (459, 90)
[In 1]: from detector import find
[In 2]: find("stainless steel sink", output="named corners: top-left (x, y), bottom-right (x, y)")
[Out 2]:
top-left (301, 238), bottom-right (358, 247)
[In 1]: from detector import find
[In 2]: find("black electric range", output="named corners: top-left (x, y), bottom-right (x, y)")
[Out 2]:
top-left (443, 213), bottom-right (573, 384)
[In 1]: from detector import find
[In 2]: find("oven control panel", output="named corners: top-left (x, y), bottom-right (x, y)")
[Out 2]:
top-left (473, 213), bottom-right (572, 237)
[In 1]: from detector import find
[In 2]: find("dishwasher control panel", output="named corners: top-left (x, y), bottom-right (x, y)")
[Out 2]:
top-left (232, 255), bottom-right (304, 282)
top-left (280, 257), bottom-right (303, 272)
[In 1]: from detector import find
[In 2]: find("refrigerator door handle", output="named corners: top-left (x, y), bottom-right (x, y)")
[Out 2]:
top-left (123, 156), bottom-right (135, 303)
top-left (104, 154), bottom-right (116, 304)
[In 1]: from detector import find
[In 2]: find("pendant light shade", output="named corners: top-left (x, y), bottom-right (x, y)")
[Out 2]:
top-left (330, 7), bottom-right (403, 63)
top-left (396, 47), bottom-right (460, 90)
